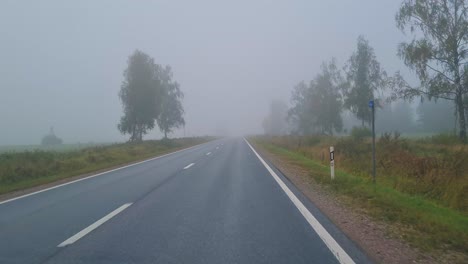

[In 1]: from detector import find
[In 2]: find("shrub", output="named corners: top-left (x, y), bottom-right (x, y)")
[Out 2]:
top-left (41, 134), bottom-right (63, 146)
top-left (350, 126), bottom-right (372, 141)
top-left (429, 133), bottom-right (462, 145)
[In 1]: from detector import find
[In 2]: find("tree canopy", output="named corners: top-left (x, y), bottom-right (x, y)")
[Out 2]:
top-left (157, 66), bottom-right (185, 139)
top-left (118, 50), bottom-right (184, 141)
top-left (343, 36), bottom-right (387, 127)
top-left (288, 60), bottom-right (343, 135)
top-left (393, 0), bottom-right (468, 140)
top-left (259, 0), bottom-right (466, 140)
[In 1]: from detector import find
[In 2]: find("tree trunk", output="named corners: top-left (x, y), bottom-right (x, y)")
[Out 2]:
top-left (131, 125), bottom-right (136, 142)
top-left (139, 126), bottom-right (143, 142)
top-left (465, 95), bottom-right (468, 136)
top-left (136, 125), bottom-right (140, 142)
top-left (465, 104), bottom-right (468, 136)
top-left (456, 93), bottom-right (466, 141)
top-left (134, 124), bottom-right (142, 142)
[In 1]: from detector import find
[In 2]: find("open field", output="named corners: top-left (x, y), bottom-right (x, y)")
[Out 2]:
top-left (0, 143), bottom-right (108, 153)
top-left (0, 137), bottom-right (212, 195)
top-left (251, 135), bottom-right (468, 259)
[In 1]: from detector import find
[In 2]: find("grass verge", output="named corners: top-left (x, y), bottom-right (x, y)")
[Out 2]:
top-left (0, 137), bottom-right (212, 195)
top-left (253, 140), bottom-right (468, 256)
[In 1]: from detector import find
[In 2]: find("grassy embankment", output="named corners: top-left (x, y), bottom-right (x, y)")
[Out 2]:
top-left (0, 137), bottom-right (212, 195)
top-left (251, 134), bottom-right (467, 256)
top-left (0, 143), bottom-right (103, 153)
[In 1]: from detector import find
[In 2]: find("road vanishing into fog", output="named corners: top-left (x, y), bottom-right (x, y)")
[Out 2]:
top-left (0, 138), bottom-right (371, 264)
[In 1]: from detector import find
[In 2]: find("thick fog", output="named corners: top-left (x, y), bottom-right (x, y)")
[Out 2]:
top-left (0, 0), bottom-right (410, 145)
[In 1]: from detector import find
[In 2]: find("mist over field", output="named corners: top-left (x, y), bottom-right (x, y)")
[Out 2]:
top-left (0, 0), bottom-right (435, 145)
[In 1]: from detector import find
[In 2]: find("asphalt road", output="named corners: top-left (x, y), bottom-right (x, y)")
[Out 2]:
top-left (0, 138), bottom-right (372, 264)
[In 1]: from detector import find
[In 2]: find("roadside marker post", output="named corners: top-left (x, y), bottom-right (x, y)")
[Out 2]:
top-left (330, 146), bottom-right (335, 180)
top-left (369, 100), bottom-right (376, 184)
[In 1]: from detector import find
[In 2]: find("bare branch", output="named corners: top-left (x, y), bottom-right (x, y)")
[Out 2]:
top-left (425, 63), bottom-right (455, 83)
top-left (413, 88), bottom-right (456, 101)
top-left (433, 55), bottom-right (453, 65)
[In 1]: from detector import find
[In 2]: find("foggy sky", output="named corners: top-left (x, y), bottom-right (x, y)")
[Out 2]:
top-left (0, 0), bottom-right (410, 145)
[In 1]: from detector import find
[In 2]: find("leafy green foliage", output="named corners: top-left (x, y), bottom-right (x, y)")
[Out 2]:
top-left (288, 60), bottom-right (343, 135)
top-left (118, 50), bottom-right (160, 141)
top-left (156, 66), bottom-right (185, 138)
top-left (288, 81), bottom-right (314, 135)
top-left (350, 126), bottom-right (372, 140)
top-left (118, 50), bottom-right (185, 141)
top-left (393, 0), bottom-right (468, 140)
top-left (343, 36), bottom-right (387, 127)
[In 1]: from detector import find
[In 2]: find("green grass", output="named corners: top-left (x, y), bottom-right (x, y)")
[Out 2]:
top-left (253, 140), bottom-right (468, 254)
top-left (0, 143), bottom-right (107, 153)
top-left (260, 134), bottom-right (468, 212)
top-left (0, 137), bottom-right (213, 195)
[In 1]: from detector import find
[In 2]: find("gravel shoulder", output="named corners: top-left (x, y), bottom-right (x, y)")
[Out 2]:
top-left (253, 143), bottom-right (439, 264)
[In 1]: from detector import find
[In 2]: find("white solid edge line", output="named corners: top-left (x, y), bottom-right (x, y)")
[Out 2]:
top-left (244, 138), bottom-right (355, 264)
top-left (0, 142), bottom-right (206, 205)
top-left (206, 152), bottom-right (211, 156)
top-left (57, 203), bottom-right (132, 247)
top-left (183, 163), bottom-right (195, 169)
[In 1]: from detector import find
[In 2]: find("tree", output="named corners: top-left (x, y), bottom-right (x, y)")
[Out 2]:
top-left (157, 66), bottom-right (185, 138)
top-left (343, 36), bottom-right (387, 127)
top-left (118, 50), bottom-right (161, 142)
top-left (288, 60), bottom-right (343, 135)
top-left (418, 98), bottom-right (456, 133)
top-left (288, 81), bottom-right (314, 135)
top-left (262, 100), bottom-right (288, 135)
top-left (311, 60), bottom-right (344, 134)
top-left (41, 127), bottom-right (63, 146)
top-left (393, 0), bottom-right (468, 140)
top-left (389, 101), bottom-right (417, 133)
top-left (375, 100), bottom-right (416, 134)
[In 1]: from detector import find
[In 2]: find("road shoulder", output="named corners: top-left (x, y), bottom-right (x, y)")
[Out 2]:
top-left (252, 142), bottom-right (437, 264)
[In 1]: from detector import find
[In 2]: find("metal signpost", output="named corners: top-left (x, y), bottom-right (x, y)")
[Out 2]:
top-left (369, 100), bottom-right (376, 184)
top-left (330, 146), bottom-right (335, 180)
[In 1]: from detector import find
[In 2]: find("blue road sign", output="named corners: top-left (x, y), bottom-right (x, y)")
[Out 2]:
top-left (368, 100), bottom-right (374, 108)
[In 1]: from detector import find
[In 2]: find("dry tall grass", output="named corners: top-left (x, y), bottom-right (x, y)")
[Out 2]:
top-left (265, 134), bottom-right (468, 212)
